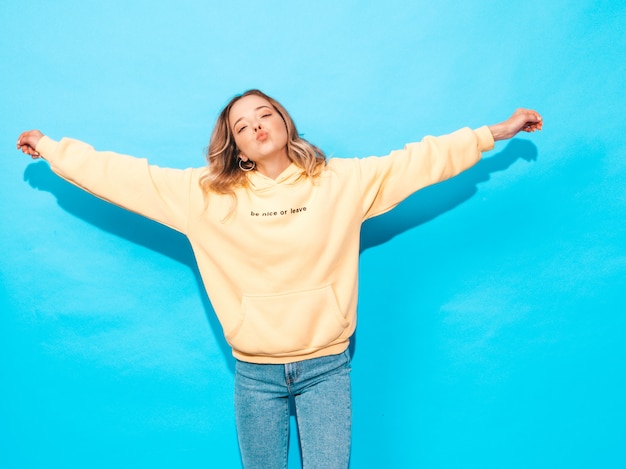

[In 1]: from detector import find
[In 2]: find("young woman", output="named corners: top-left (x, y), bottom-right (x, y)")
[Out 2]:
top-left (17, 89), bottom-right (542, 469)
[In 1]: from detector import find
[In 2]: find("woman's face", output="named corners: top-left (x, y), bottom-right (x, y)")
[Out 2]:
top-left (229, 94), bottom-right (289, 165)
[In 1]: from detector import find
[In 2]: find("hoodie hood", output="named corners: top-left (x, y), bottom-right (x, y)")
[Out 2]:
top-left (245, 163), bottom-right (306, 192)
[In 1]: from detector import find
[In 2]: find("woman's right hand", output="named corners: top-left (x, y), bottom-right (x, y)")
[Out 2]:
top-left (17, 130), bottom-right (45, 158)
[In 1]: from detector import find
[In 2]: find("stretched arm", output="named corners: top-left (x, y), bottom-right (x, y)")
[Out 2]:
top-left (357, 107), bottom-right (542, 220)
top-left (488, 108), bottom-right (543, 141)
top-left (16, 130), bottom-right (196, 234)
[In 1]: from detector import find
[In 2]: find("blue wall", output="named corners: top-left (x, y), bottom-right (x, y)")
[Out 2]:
top-left (2, 1), bottom-right (624, 468)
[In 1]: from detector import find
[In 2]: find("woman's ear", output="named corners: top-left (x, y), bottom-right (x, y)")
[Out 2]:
top-left (239, 153), bottom-right (248, 162)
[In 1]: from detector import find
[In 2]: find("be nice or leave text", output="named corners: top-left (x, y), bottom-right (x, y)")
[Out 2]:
top-left (250, 206), bottom-right (307, 217)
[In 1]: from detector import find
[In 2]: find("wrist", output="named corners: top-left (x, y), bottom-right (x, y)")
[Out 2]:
top-left (488, 123), bottom-right (507, 141)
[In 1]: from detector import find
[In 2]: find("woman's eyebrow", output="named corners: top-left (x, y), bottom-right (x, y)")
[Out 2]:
top-left (232, 106), bottom-right (273, 129)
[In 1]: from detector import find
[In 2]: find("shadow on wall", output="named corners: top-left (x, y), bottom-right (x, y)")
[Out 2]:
top-left (360, 138), bottom-right (538, 251)
top-left (22, 161), bottom-right (236, 372)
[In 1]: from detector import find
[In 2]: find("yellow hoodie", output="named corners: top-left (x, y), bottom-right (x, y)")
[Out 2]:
top-left (36, 126), bottom-right (494, 364)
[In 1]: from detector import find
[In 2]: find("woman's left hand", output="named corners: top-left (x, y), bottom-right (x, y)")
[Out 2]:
top-left (488, 109), bottom-right (543, 141)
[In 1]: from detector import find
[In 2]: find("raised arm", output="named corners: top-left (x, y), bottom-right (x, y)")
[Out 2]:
top-left (355, 107), bottom-right (542, 220)
top-left (16, 130), bottom-right (196, 234)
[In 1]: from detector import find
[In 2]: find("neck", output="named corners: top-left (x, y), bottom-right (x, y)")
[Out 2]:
top-left (255, 154), bottom-right (292, 180)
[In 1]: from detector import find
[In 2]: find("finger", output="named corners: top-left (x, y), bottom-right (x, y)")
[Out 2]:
top-left (523, 122), bottom-right (541, 132)
top-left (17, 133), bottom-right (29, 149)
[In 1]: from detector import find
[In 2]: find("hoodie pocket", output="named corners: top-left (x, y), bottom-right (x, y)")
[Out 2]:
top-left (227, 284), bottom-right (349, 357)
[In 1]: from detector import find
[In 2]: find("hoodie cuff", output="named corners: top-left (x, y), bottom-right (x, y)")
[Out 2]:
top-left (474, 125), bottom-right (495, 152)
top-left (35, 135), bottom-right (58, 159)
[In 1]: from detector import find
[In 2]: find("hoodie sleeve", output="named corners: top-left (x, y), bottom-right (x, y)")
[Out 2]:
top-left (357, 126), bottom-right (494, 220)
top-left (36, 136), bottom-right (195, 234)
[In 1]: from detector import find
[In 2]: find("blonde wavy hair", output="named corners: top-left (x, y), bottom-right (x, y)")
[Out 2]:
top-left (199, 89), bottom-right (326, 197)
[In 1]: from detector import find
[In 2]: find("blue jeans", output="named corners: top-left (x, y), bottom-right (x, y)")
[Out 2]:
top-left (234, 350), bottom-right (352, 469)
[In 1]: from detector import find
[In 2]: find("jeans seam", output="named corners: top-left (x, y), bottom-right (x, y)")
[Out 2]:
top-left (282, 396), bottom-right (290, 469)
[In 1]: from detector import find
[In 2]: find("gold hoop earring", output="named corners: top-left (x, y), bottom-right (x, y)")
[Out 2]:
top-left (238, 157), bottom-right (256, 172)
